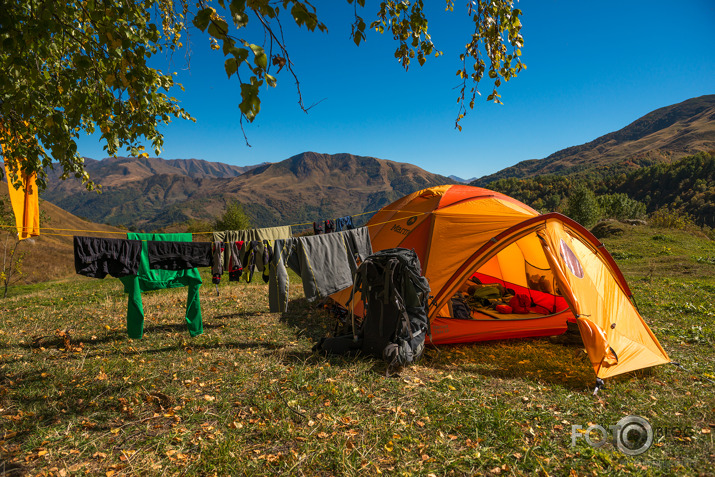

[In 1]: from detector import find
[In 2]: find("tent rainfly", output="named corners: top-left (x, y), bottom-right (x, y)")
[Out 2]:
top-left (333, 185), bottom-right (669, 380)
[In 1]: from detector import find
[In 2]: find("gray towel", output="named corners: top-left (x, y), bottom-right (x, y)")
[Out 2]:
top-left (269, 227), bottom-right (372, 312)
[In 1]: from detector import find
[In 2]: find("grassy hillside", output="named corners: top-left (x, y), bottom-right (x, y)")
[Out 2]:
top-left (0, 223), bottom-right (712, 475)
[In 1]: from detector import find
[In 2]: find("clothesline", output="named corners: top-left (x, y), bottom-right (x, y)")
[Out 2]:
top-left (286, 209), bottom-right (377, 228)
top-left (0, 208), bottom-right (430, 238)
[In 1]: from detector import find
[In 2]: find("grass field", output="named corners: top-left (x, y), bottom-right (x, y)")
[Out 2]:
top-left (1, 224), bottom-right (713, 476)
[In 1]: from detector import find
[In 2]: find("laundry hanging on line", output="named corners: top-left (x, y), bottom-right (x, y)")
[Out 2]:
top-left (70, 222), bottom-right (369, 335)
top-left (147, 240), bottom-right (212, 270)
top-left (212, 225), bottom-right (292, 270)
top-left (74, 236), bottom-right (142, 279)
top-left (119, 233), bottom-right (204, 339)
top-left (73, 233), bottom-right (205, 339)
top-left (311, 216), bottom-right (355, 234)
top-left (242, 240), bottom-right (274, 283)
top-left (3, 162), bottom-right (40, 240)
top-left (324, 219), bottom-right (335, 234)
top-left (335, 215), bottom-right (355, 231)
top-left (211, 241), bottom-right (224, 284)
top-left (269, 227), bottom-right (372, 313)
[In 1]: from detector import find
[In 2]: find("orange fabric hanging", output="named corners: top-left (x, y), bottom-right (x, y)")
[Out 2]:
top-left (2, 124), bottom-right (41, 241)
top-left (3, 162), bottom-right (40, 240)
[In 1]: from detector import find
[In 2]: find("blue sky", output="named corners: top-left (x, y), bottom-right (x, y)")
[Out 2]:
top-left (77, 0), bottom-right (715, 180)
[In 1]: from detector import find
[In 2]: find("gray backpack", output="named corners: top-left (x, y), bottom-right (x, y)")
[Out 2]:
top-left (315, 248), bottom-right (431, 372)
top-left (352, 248), bottom-right (431, 370)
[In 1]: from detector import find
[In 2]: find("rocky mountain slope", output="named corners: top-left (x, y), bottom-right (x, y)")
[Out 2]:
top-left (41, 152), bottom-right (450, 230)
top-left (37, 95), bottom-right (715, 231)
top-left (473, 94), bottom-right (715, 185)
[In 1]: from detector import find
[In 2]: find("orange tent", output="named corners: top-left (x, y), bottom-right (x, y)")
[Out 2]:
top-left (335, 185), bottom-right (669, 380)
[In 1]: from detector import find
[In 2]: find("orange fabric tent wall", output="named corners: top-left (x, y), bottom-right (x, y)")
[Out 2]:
top-left (537, 219), bottom-right (670, 378)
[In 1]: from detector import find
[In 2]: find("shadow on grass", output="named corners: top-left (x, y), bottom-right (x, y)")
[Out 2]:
top-left (270, 297), bottom-right (658, 389)
top-left (421, 337), bottom-right (601, 390)
top-left (142, 322), bottom-right (225, 334)
top-left (8, 322), bottom-right (228, 352)
top-left (0, 376), bottom-right (188, 464)
top-left (211, 311), bottom-right (268, 320)
top-left (279, 298), bottom-right (334, 343)
top-left (0, 460), bottom-right (26, 476)
top-left (114, 340), bottom-right (285, 356)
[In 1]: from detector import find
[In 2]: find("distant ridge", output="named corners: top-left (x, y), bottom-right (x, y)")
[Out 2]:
top-left (36, 95), bottom-right (715, 231)
top-left (448, 175), bottom-right (477, 184)
top-left (46, 156), bottom-right (266, 190)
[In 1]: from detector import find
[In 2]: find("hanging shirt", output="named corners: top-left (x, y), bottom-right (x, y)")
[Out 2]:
top-left (324, 219), bottom-right (335, 234)
top-left (269, 227), bottom-right (372, 313)
top-left (335, 216), bottom-right (355, 232)
top-left (3, 163), bottom-right (40, 240)
top-left (242, 240), bottom-right (273, 283)
top-left (212, 242), bottom-right (225, 284)
top-left (119, 233), bottom-right (203, 339)
top-left (147, 241), bottom-right (213, 270)
top-left (228, 241), bottom-right (245, 282)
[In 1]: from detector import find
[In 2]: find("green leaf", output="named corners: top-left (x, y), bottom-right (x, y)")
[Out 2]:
top-left (193, 8), bottom-right (213, 32)
top-left (239, 82), bottom-right (261, 121)
top-left (225, 58), bottom-right (238, 78)
top-left (208, 18), bottom-right (229, 39)
top-left (248, 44), bottom-right (264, 57)
top-left (353, 31), bottom-right (364, 46)
top-left (231, 48), bottom-right (248, 66)
top-left (249, 44), bottom-right (268, 69)
top-left (232, 48), bottom-right (249, 64)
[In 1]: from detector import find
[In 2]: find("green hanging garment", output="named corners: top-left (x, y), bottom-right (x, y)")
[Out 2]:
top-left (119, 233), bottom-right (203, 339)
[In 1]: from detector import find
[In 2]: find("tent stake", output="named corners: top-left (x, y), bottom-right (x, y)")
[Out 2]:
top-left (592, 378), bottom-right (605, 396)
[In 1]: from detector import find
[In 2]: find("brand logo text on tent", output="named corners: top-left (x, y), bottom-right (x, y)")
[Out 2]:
top-left (390, 224), bottom-right (412, 235)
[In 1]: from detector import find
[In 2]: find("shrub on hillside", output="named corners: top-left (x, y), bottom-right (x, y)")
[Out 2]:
top-left (185, 219), bottom-right (213, 234)
top-left (649, 207), bottom-right (696, 230)
top-left (597, 193), bottom-right (646, 221)
top-left (213, 201), bottom-right (252, 231)
top-left (565, 185), bottom-right (600, 228)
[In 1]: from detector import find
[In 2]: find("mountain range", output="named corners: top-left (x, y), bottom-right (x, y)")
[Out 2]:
top-left (38, 95), bottom-right (714, 231)
top-left (41, 153), bottom-right (449, 230)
